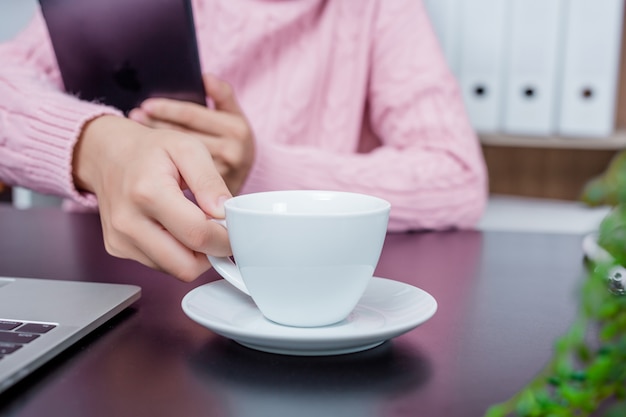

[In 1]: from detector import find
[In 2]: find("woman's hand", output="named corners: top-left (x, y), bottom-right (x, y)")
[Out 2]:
top-left (128, 74), bottom-right (255, 195)
top-left (73, 115), bottom-right (232, 282)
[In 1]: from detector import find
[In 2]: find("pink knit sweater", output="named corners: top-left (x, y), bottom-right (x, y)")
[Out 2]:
top-left (0, 0), bottom-right (487, 232)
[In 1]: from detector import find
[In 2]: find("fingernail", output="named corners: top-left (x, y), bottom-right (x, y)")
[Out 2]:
top-left (141, 100), bottom-right (156, 112)
top-left (128, 109), bottom-right (145, 123)
top-left (213, 195), bottom-right (229, 218)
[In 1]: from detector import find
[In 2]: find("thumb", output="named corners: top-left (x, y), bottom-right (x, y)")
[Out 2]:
top-left (203, 73), bottom-right (243, 115)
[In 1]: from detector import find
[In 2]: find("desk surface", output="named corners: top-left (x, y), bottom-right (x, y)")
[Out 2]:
top-left (0, 204), bottom-right (588, 417)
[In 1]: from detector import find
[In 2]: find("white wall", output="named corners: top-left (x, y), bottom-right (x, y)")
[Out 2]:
top-left (0, 0), bottom-right (38, 41)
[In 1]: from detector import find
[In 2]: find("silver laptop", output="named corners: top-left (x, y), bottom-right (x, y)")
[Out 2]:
top-left (0, 277), bottom-right (140, 393)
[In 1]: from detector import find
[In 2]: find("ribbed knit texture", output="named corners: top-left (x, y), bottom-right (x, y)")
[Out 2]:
top-left (0, 0), bottom-right (487, 231)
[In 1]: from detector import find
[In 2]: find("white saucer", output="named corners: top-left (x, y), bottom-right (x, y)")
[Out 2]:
top-left (582, 232), bottom-right (613, 263)
top-left (182, 277), bottom-right (437, 356)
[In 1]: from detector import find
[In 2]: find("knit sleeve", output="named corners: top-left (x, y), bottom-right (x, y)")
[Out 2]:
top-left (363, 0), bottom-right (489, 230)
top-left (0, 10), bottom-right (122, 208)
top-left (240, 0), bottom-right (488, 232)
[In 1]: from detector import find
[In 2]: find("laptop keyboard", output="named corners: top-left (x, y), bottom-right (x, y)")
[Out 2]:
top-left (0, 320), bottom-right (57, 360)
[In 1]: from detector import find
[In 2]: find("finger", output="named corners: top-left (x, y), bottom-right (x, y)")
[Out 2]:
top-left (103, 227), bottom-right (163, 272)
top-left (99, 207), bottom-right (161, 270)
top-left (129, 108), bottom-right (187, 132)
top-left (153, 138), bottom-right (232, 246)
top-left (128, 108), bottom-right (151, 125)
top-left (131, 108), bottom-right (225, 147)
top-left (203, 73), bottom-right (244, 115)
top-left (201, 136), bottom-right (238, 169)
top-left (136, 219), bottom-right (215, 282)
top-left (146, 179), bottom-right (232, 258)
top-left (119, 216), bottom-right (214, 282)
top-left (100, 207), bottom-right (186, 276)
top-left (196, 140), bottom-right (229, 175)
top-left (145, 118), bottom-right (189, 132)
top-left (140, 98), bottom-right (243, 138)
top-left (125, 114), bottom-right (229, 175)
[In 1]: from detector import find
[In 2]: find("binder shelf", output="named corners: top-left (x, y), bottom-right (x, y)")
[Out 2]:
top-left (480, 130), bottom-right (626, 150)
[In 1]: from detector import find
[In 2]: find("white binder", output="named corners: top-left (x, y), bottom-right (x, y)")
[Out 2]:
top-left (457, 0), bottom-right (509, 133)
top-left (557, 0), bottom-right (625, 138)
top-left (502, 0), bottom-right (566, 136)
top-left (422, 0), bottom-right (461, 76)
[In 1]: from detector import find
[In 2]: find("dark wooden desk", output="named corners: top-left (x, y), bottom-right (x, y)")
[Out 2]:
top-left (0, 204), bottom-right (587, 417)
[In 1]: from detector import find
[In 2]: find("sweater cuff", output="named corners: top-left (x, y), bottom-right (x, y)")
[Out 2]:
top-left (239, 141), bottom-right (298, 195)
top-left (22, 92), bottom-right (123, 208)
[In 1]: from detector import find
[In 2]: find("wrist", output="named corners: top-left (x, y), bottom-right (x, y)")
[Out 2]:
top-left (72, 115), bottom-right (146, 193)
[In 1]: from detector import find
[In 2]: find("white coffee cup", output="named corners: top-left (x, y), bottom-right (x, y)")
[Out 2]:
top-left (207, 190), bottom-right (390, 327)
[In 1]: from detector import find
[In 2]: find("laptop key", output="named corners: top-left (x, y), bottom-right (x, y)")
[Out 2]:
top-left (0, 343), bottom-right (22, 355)
top-left (0, 321), bottom-right (22, 331)
top-left (18, 323), bottom-right (56, 334)
top-left (0, 331), bottom-right (40, 344)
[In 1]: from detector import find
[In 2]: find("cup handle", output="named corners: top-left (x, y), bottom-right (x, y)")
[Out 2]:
top-left (207, 220), bottom-right (251, 296)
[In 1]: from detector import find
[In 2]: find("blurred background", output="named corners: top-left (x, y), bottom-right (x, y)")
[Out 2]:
top-left (0, 0), bottom-right (620, 233)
